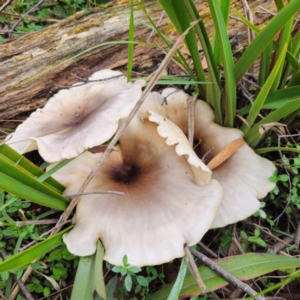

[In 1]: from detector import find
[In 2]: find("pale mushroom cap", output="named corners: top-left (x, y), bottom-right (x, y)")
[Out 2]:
top-left (156, 88), bottom-right (276, 227)
top-left (6, 70), bottom-right (145, 162)
top-left (50, 116), bottom-right (222, 266)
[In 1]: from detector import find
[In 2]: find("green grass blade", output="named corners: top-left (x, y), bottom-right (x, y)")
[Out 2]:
top-left (291, 28), bottom-right (300, 57)
top-left (158, 0), bottom-right (207, 88)
top-left (184, 0), bottom-right (222, 124)
top-left (246, 269), bottom-right (300, 300)
top-left (0, 156), bottom-right (69, 210)
top-left (245, 99), bottom-right (300, 145)
top-left (37, 158), bottom-right (73, 183)
top-left (212, 0), bottom-right (230, 71)
top-left (270, 18), bottom-right (293, 92)
top-left (138, 2), bottom-right (197, 83)
top-left (149, 253), bottom-right (300, 300)
top-left (256, 43), bottom-right (272, 94)
top-left (234, 8), bottom-right (300, 72)
top-left (167, 258), bottom-right (187, 300)
top-left (94, 241), bottom-right (106, 299)
top-left (234, 0), bottom-right (300, 82)
top-left (255, 147), bottom-right (300, 155)
top-left (127, 0), bottom-right (134, 82)
top-left (0, 191), bottom-right (15, 225)
top-left (240, 44), bottom-right (287, 133)
top-left (0, 227), bottom-right (71, 272)
top-left (288, 69), bottom-right (300, 87)
top-left (239, 85), bottom-right (300, 115)
top-left (71, 255), bottom-right (94, 300)
top-left (208, 0), bottom-right (236, 127)
top-left (274, 0), bottom-right (285, 10)
top-left (280, 27), bottom-right (300, 89)
top-left (0, 144), bottom-right (64, 192)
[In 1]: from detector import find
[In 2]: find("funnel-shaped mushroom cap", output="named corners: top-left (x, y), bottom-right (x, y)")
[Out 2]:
top-left (6, 70), bottom-right (145, 162)
top-left (154, 88), bottom-right (276, 228)
top-left (49, 115), bottom-right (222, 266)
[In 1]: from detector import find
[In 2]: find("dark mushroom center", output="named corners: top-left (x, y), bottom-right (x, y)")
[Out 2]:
top-left (110, 161), bottom-right (142, 185)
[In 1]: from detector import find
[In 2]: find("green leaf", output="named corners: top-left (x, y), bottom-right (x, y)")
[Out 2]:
top-left (0, 154), bottom-right (69, 210)
top-left (240, 231), bottom-right (248, 239)
top-left (234, 0), bottom-right (300, 82)
top-left (212, 0), bottom-right (230, 70)
top-left (127, 0), bottom-right (134, 82)
top-left (0, 144), bottom-right (64, 192)
top-left (0, 227), bottom-right (71, 272)
top-left (120, 267), bottom-right (127, 277)
top-left (128, 266), bottom-right (142, 274)
top-left (148, 253), bottom-right (300, 299)
top-left (158, 0), bottom-right (207, 94)
top-left (245, 99), bottom-right (300, 145)
top-left (278, 174), bottom-right (289, 182)
top-left (167, 258), bottom-right (187, 300)
top-left (255, 147), bottom-right (300, 155)
top-left (245, 269), bottom-right (300, 300)
top-left (234, 8), bottom-right (299, 73)
top-left (112, 266), bottom-right (123, 273)
top-left (240, 43), bottom-right (288, 133)
top-left (125, 274), bottom-right (132, 292)
top-left (207, 0), bottom-right (236, 127)
top-left (43, 287), bottom-right (50, 297)
top-left (182, 0), bottom-right (222, 124)
top-left (248, 237), bottom-right (267, 248)
top-left (239, 85), bottom-right (300, 115)
top-left (122, 254), bottom-right (129, 267)
top-left (137, 275), bottom-right (148, 287)
top-left (94, 241), bottom-right (106, 299)
top-left (71, 255), bottom-right (94, 300)
top-left (37, 158), bottom-right (73, 183)
top-left (106, 275), bottom-right (118, 299)
top-left (270, 18), bottom-right (293, 92)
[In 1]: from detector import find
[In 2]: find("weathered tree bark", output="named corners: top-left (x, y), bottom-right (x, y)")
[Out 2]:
top-left (0, 0), bottom-right (280, 128)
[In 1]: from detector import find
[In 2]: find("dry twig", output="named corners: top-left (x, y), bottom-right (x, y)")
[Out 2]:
top-left (198, 242), bottom-right (218, 258)
top-left (267, 236), bottom-right (294, 255)
top-left (187, 94), bottom-right (197, 147)
top-left (184, 245), bottom-right (206, 293)
top-left (232, 223), bottom-right (245, 254)
top-left (189, 248), bottom-right (267, 300)
top-left (9, 0), bottom-right (44, 38)
top-left (294, 221), bottom-right (300, 248)
top-left (0, 0), bottom-right (13, 12)
top-left (2, 250), bottom-right (34, 300)
top-left (65, 190), bottom-right (124, 198)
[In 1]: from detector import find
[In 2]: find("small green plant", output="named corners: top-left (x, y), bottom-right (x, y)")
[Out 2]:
top-left (111, 255), bottom-right (149, 299)
top-left (240, 228), bottom-right (267, 251)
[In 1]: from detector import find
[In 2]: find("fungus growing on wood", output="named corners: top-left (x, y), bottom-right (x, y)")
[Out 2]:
top-left (49, 114), bottom-right (223, 266)
top-left (156, 88), bottom-right (276, 228)
top-left (6, 70), bottom-right (145, 162)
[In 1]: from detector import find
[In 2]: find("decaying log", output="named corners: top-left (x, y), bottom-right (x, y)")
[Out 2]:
top-left (0, 0), bottom-right (280, 127)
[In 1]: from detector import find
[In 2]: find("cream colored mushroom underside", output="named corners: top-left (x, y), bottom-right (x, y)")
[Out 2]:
top-left (51, 117), bottom-right (222, 266)
top-left (154, 88), bottom-right (276, 227)
top-left (6, 70), bottom-right (145, 162)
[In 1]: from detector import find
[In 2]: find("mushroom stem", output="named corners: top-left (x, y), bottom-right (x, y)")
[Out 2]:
top-left (207, 138), bottom-right (245, 170)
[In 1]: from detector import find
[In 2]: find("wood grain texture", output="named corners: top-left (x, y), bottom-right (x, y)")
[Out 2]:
top-left (0, 0), bottom-right (278, 125)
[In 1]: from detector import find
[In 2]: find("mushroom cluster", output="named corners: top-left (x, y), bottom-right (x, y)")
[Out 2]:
top-left (6, 70), bottom-right (276, 267)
